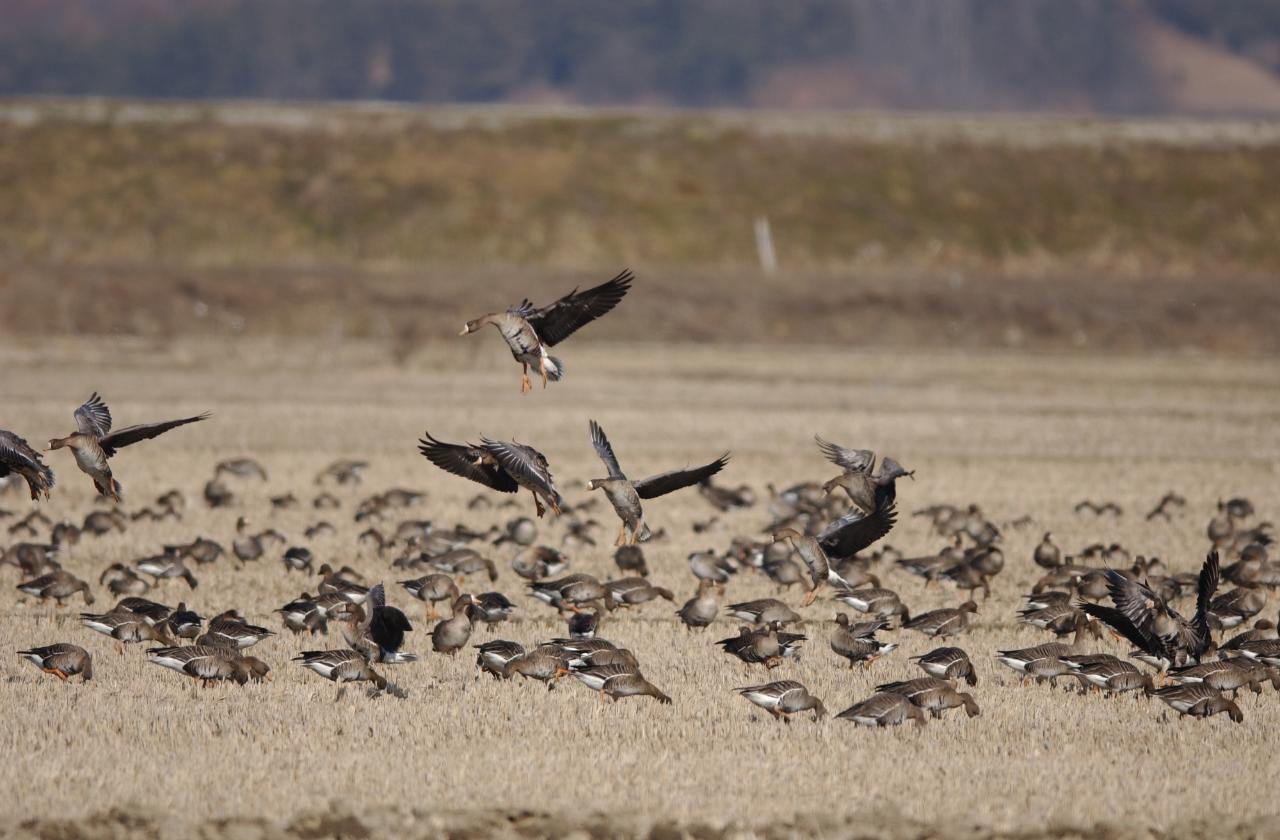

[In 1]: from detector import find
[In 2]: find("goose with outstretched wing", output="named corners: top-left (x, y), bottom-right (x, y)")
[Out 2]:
top-left (585, 419), bottom-right (728, 545)
top-left (460, 269), bottom-right (633, 392)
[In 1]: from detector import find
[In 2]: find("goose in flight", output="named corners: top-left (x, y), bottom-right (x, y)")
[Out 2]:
top-left (47, 393), bottom-right (209, 501)
top-left (459, 270), bottom-right (632, 392)
top-left (585, 420), bottom-right (728, 545)
top-left (419, 432), bottom-right (566, 518)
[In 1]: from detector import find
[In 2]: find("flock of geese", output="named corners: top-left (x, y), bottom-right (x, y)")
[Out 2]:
top-left (3, 271), bottom-right (1278, 726)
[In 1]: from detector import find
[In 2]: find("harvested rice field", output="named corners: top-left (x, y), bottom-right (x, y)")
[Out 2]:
top-left (0, 337), bottom-right (1277, 839)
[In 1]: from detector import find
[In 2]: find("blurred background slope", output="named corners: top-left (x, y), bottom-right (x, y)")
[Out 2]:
top-left (1, 0), bottom-right (1278, 355)
top-left (7, 0), bottom-right (1280, 113)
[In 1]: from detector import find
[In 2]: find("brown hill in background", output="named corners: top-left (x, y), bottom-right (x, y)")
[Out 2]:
top-left (4, 0), bottom-right (1280, 115)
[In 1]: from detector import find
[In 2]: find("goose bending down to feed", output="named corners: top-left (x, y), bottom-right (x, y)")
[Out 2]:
top-left (736, 680), bottom-right (826, 722)
top-left (0, 430), bottom-right (55, 500)
top-left (148, 645), bottom-right (260, 686)
top-left (460, 269), bottom-right (633, 392)
top-left (571, 663), bottom-right (672, 704)
top-left (419, 433), bottom-right (565, 518)
top-left (47, 393), bottom-right (210, 501)
top-left (294, 649), bottom-right (388, 691)
top-left (586, 420), bottom-right (729, 546)
top-left (836, 692), bottom-right (927, 727)
top-left (17, 644), bottom-right (92, 682)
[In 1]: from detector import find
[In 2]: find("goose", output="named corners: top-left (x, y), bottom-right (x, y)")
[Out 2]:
top-left (585, 419), bottom-right (728, 545)
top-left (459, 269), bottom-right (632, 392)
top-left (420, 433), bottom-right (565, 518)
top-left (17, 644), bottom-right (92, 682)
top-left (47, 392), bottom-right (209, 500)
top-left (735, 680), bottom-right (826, 721)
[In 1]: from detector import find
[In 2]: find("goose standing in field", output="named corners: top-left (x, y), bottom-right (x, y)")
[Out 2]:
top-left (17, 644), bottom-right (92, 682)
top-left (875, 677), bottom-right (981, 719)
top-left (1152, 684), bottom-right (1242, 722)
top-left (147, 645), bottom-right (257, 686)
top-left (459, 269), bottom-right (633, 392)
top-left (585, 420), bottom-right (729, 546)
top-left (419, 433), bottom-right (566, 518)
top-left (836, 692), bottom-right (927, 727)
top-left (47, 393), bottom-right (210, 501)
top-left (676, 580), bottom-right (722, 631)
top-left (829, 614), bottom-right (896, 668)
top-left (902, 601), bottom-right (977, 638)
top-left (571, 663), bottom-right (672, 704)
top-left (912, 647), bottom-right (978, 685)
top-left (81, 610), bottom-right (175, 654)
top-left (294, 649), bottom-right (388, 691)
top-left (0, 430), bottom-right (55, 501)
top-left (735, 680), bottom-right (826, 721)
top-left (475, 639), bottom-right (525, 679)
top-left (17, 570), bottom-right (94, 606)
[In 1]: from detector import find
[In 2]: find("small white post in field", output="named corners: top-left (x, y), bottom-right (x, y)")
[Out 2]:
top-left (754, 216), bottom-right (777, 274)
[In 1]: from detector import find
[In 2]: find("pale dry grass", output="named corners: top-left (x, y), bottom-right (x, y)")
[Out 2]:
top-left (0, 338), bottom-right (1277, 838)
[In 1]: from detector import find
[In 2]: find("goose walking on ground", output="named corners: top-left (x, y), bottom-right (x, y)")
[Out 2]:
top-left (460, 269), bottom-right (633, 392)
top-left (585, 420), bottom-right (728, 545)
top-left (47, 393), bottom-right (209, 501)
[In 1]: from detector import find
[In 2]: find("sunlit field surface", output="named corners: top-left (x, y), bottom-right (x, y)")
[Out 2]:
top-left (0, 338), bottom-right (1277, 838)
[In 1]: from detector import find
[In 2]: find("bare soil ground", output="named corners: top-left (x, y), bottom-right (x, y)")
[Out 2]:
top-left (0, 338), bottom-right (1277, 838)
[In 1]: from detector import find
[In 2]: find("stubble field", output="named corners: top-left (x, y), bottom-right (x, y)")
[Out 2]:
top-left (0, 337), bottom-right (1277, 839)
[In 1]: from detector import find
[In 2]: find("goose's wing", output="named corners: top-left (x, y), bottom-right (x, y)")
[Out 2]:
top-left (634, 454), bottom-right (730, 500)
top-left (418, 434), bottom-right (519, 493)
top-left (588, 420), bottom-right (626, 480)
top-left (818, 503), bottom-right (897, 560)
top-left (1103, 571), bottom-right (1165, 634)
top-left (814, 436), bottom-right (875, 473)
top-left (1079, 602), bottom-right (1169, 660)
top-left (0, 431), bottom-right (51, 478)
top-left (74, 393), bottom-right (113, 437)
top-left (99, 413), bottom-right (211, 457)
top-left (1188, 551), bottom-right (1221, 656)
top-left (526, 269), bottom-right (633, 347)
top-left (482, 439), bottom-right (557, 496)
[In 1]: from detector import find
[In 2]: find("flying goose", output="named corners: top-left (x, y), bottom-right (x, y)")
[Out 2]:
top-left (47, 393), bottom-right (209, 500)
top-left (460, 269), bottom-right (632, 392)
top-left (814, 436), bottom-right (913, 514)
top-left (1080, 551), bottom-right (1220, 670)
top-left (419, 433), bottom-right (565, 518)
top-left (586, 420), bottom-right (728, 546)
top-left (0, 430), bottom-right (55, 500)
